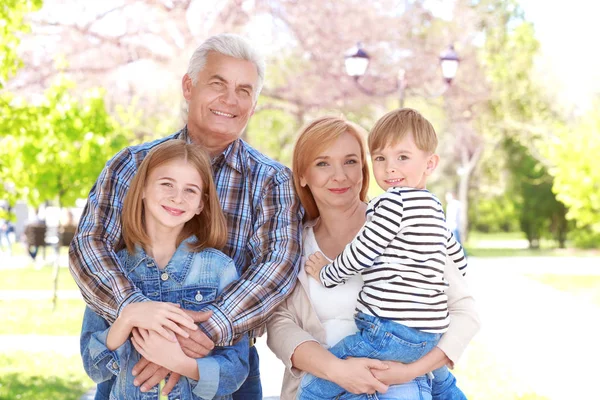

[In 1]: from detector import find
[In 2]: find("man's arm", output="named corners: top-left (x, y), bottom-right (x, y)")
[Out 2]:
top-left (319, 192), bottom-right (403, 287)
top-left (69, 148), bottom-right (148, 322)
top-left (200, 169), bottom-right (302, 345)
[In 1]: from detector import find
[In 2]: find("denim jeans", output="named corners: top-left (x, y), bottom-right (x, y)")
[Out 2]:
top-left (431, 366), bottom-right (467, 400)
top-left (297, 312), bottom-right (441, 400)
top-left (232, 345), bottom-right (262, 400)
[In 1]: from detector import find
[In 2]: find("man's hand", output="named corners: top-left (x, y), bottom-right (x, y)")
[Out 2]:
top-left (131, 356), bottom-right (173, 393)
top-left (328, 357), bottom-right (389, 395)
top-left (179, 310), bottom-right (215, 358)
top-left (305, 252), bottom-right (328, 282)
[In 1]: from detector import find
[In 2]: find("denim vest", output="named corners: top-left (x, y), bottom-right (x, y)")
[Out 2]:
top-left (80, 237), bottom-right (249, 400)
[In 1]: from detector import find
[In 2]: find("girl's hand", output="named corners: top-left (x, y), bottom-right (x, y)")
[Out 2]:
top-left (327, 357), bottom-right (389, 395)
top-left (131, 328), bottom-right (197, 380)
top-left (305, 252), bottom-right (328, 282)
top-left (120, 301), bottom-right (197, 342)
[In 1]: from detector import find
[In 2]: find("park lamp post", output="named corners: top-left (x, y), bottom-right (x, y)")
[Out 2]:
top-left (344, 43), bottom-right (460, 107)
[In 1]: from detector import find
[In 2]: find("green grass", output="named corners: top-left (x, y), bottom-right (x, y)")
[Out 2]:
top-left (0, 352), bottom-right (93, 400)
top-left (0, 299), bottom-right (85, 335)
top-left (526, 274), bottom-right (600, 306)
top-left (0, 267), bottom-right (78, 291)
top-left (453, 341), bottom-right (550, 400)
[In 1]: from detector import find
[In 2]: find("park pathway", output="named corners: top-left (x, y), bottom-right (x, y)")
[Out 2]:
top-left (1, 256), bottom-right (599, 399)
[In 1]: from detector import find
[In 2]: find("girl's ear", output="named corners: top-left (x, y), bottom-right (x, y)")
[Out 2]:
top-left (196, 200), bottom-right (204, 215)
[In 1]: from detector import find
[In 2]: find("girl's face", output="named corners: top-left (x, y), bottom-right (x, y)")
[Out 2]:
top-left (300, 132), bottom-right (364, 211)
top-left (142, 159), bottom-right (204, 233)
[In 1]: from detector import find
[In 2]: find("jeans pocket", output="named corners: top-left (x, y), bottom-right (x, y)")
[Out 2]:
top-left (382, 331), bottom-right (433, 363)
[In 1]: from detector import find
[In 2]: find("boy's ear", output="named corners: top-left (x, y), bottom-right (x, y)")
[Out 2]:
top-left (425, 153), bottom-right (440, 176)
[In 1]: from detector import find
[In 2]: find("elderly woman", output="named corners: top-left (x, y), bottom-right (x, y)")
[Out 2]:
top-left (267, 116), bottom-right (480, 399)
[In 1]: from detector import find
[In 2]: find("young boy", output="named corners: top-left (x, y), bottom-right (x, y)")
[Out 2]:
top-left (300, 108), bottom-right (468, 400)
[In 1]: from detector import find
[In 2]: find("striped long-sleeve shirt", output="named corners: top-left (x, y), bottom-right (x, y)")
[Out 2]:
top-left (69, 126), bottom-right (303, 345)
top-left (319, 187), bottom-right (467, 333)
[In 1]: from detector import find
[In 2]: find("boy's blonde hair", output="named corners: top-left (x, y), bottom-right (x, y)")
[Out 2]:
top-left (368, 108), bottom-right (438, 154)
top-left (121, 140), bottom-right (227, 254)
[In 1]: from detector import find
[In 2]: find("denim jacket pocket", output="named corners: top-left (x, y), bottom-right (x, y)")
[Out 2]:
top-left (181, 287), bottom-right (218, 311)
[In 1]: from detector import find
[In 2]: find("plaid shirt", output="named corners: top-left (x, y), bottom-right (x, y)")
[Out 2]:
top-left (69, 126), bottom-right (302, 345)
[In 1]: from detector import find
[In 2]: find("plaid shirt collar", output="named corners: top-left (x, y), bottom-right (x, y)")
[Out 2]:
top-left (178, 125), bottom-right (243, 174)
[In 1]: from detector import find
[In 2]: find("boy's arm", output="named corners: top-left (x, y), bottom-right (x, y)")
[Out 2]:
top-left (320, 191), bottom-right (404, 287)
top-left (446, 230), bottom-right (467, 276)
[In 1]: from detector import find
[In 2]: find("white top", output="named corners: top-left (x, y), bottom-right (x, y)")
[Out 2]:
top-left (319, 187), bottom-right (468, 333)
top-left (304, 225), bottom-right (363, 348)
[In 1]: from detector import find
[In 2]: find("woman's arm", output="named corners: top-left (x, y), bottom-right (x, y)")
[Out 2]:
top-left (373, 256), bottom-right (481, 385)
top-left (266, 284), bottom-right (388, 395)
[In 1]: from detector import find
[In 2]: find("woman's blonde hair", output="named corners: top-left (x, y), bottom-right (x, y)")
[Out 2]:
top-left (122, 140), bottom-right (227, 254)
top-left (368, 108), bottom-right (438, 154)
top-left (292, 116), bottom-right (370, 222)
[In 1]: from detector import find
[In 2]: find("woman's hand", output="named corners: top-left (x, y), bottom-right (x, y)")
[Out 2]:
top-left (131, 328), bottom-right (198, 380)
top-left (327, 357), bottom-right (390, 395)
top-left (371, 360), bottom-right (416, 386)
top-left (305, 252), bottom-right (328, 282)
top-left (120, 301), bottom-right (197, 341)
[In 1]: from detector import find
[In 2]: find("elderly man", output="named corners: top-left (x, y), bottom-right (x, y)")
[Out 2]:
top-left (70, 33), bottom-right (302, 399)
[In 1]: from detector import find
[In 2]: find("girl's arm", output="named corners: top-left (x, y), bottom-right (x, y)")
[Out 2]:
top-left (372, 256), bottom-right (481, 385)
top-left (81, 306), bottom-right (133, 383)
top-left (266, 283), bottom-right (388, 395)
top-left (106, 301), bottom-right (198, 350)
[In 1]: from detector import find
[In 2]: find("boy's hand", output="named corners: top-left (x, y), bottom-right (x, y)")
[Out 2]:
top-left (305, 252), bottom-right (328, 283)
top-left (120, 301), bottom-right (197, 342)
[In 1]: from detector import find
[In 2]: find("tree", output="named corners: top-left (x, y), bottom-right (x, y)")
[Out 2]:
top-left (0, 78), bottom-right (132, 209)
top-left (0, 0), bottom-right (42, 88)
top-left (546, 103), bottom-right (600, 248)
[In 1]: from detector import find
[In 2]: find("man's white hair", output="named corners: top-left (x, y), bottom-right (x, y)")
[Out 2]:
top-left (186, 33), bottom-right (266, 102)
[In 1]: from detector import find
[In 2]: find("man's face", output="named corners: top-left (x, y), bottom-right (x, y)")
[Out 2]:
top-left (183, 51), bottom-right (258, 150)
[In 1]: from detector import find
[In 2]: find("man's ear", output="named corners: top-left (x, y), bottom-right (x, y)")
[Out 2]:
top-left (182, 74), bottom-right (193, 101)
top-left (425, 153), bottom-right (440, 176)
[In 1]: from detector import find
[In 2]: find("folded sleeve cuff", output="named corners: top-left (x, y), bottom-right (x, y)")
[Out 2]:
top-left (117, 292), bottom-right (149, 318)
top-left (201, 305), bottom-right (234, 346)
top-left (191, 357), bottom-right (220, 399)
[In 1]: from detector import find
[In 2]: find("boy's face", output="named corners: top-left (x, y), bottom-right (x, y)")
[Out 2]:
top-left (371, 131), bottom-right (439, 191)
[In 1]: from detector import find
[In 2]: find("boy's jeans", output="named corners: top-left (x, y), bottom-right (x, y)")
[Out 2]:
top-left (297, 312), bottom-right (441, 400)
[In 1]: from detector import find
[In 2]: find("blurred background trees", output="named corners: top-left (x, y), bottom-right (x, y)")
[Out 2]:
top-left (1, 0), bottom-right (598, 249)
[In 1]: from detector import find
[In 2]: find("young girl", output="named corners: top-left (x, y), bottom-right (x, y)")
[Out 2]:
top-left (80, 140), bottom-right (249, 400)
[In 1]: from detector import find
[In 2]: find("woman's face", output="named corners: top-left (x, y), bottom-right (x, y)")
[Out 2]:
top-left (300, 132), bottom-right (364, 211)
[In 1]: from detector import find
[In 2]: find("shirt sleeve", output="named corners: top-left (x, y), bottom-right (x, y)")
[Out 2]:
top-left (200, 169), bottom-right (303, 345)
top-left (191, 259), bottom-right (249, 398)
top-left (320, 191), bottom-right (403, 288)
top-left (446, 230), bottom-right (467, 276)
top-left (80, 306), bottom-right (133, 383)
top-left (437, 257), bottom-right (480, 365)
top-left (68, 148), bottom-right (149, 323)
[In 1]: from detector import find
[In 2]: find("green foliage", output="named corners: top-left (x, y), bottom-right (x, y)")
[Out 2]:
top-left (505, 138), bottom-right (568, 248)
top-left (0, 78), bottom-right (132, 207)
top-left (546, 104), bottom-right (600, 247)
top-left (0, 0), bottom-right (42, 88)
top-left (469, 193), bottom-right (519, 233)
top-left (247, 108), bottom-right (298, 166)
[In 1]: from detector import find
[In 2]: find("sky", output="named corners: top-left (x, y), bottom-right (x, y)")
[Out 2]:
top-left (519, 0), bottom-right (600, 111)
